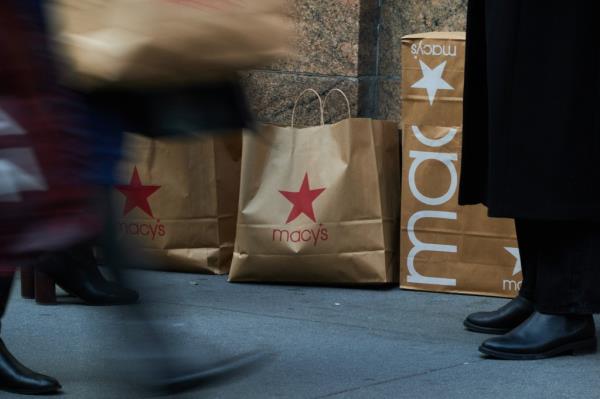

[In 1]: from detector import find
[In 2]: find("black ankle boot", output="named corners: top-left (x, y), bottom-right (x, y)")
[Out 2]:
top-left (479, 312), bottom-right (597, 360)
top-left (0, 339), bottom-right (61, 395)
top-left (65, 244), bottom-right (140, 305)
top-left (38, 245), bottom-right (139, 306)
top-left (464, 296), bottom-right (534, 334)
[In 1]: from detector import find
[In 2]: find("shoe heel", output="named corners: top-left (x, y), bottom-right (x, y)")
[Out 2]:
top-left (572, 339), bottom-right (597, 356)
top-left (34, 271), bottom-right (56, 305)
top-left (20, 265), bottom-right (35, 299)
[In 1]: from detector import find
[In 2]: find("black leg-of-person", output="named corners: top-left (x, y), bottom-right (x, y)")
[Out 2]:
top-left (459, 1), bottom-right (600, 360)
top-left (0, 270), bottom-right (62, 394)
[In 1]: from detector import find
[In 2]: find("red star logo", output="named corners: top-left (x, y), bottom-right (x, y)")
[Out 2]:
top-left (279, 173), bottom-right (325, 224)
top-left (115, 167), bottom-right (161, 218)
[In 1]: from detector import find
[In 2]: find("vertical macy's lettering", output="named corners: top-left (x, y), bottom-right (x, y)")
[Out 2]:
top-left (406, 125), bottom-right (458, 286)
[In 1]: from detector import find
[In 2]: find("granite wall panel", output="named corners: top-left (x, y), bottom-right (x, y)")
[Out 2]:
top-left (243, 0), bottom-right (468, 125)
top-left (241, 71), bottom-right (359, 127)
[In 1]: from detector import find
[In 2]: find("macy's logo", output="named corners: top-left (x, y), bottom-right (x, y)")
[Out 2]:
top-left (272, 173), bottom-right (329, 245)
top-left (119, 219), bottom-right (166, 240)
top-left (502, 247), bottom-right (523, 292)
top-left (411, 40), bottom-right (457, 59)
top-left (116, 167), bottom-right (166, 241)
top-left (272, 224), bottom-right (328, 246)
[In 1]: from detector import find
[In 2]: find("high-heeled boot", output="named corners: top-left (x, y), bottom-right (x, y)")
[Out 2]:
top-left (37, 244), bottom-right (139, 306)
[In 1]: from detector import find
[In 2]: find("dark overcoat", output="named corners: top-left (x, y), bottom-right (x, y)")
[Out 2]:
top-left (459, 0), bottom-right (600, 220)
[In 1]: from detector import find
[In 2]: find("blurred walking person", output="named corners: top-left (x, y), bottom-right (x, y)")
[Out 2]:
top-left (0, 0), bottom-right (99, 393)
top-left (1, 0), bottom-right (286, 393)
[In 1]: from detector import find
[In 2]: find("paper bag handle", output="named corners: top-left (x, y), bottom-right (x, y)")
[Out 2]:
top-left (323, 89), bottom-right (352, 121)
top-left (291, 88), bottom-right (324, 128)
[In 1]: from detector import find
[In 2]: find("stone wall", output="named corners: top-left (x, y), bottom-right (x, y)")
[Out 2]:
top-left (242, 0), bottom-right (467, 127)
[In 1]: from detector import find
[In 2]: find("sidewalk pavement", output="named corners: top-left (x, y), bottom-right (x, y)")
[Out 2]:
top-left (3, 271), bottom-right (600, 398)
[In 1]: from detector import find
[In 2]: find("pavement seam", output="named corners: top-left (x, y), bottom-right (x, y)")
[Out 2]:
top-left (313, 360), bottom-right (485, 399)
top-left (142, 299), bottom-right (472, 347)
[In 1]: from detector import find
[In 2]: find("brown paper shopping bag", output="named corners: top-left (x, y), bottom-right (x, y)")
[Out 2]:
top-left (50, 0), bottom-right (294, 88)
top-left (400, 32), bottom-right (521, 297)
top-left (229, 89), bottom-right (400, 284)
top-left (114, 133), bottom-right (241, 274)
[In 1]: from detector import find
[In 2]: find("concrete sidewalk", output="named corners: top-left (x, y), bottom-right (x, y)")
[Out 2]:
top-left (3, 272), bottom-right (599, 398)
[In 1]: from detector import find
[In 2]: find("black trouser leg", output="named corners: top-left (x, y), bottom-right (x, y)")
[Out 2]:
top-left (516, 219), bottom-right (600, 315)
top-left (535, 220), bottom-right (600, 314)
top-left (514, 219), bottom-right (538, 301)
top-left (0, 270), bottom-right (15, 333)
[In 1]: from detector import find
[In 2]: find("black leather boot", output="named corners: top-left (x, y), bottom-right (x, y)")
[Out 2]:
top-left (0, 339), bottom-right (61, 395)
top-left (38, 245), bottom-right (139, 306)
top-left (464, 296), bottom-right (534, 334)
top-left (65, 244), bottom-right (140, 304)
top-left (479, 312), bottom-right (597, 360)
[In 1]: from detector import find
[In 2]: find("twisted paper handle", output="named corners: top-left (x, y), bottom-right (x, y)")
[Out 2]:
top-left (323, 88), bottom-right (351, 121)
top-left (291, 88), bottom-right (324, 128)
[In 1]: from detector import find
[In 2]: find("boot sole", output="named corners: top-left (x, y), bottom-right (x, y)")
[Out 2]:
top-left (479, 338), bottom-right (597, 360)
top-left (56, 282), bottom-right (139, 306)
top-left (463, 320), bottom-right (511, 335)
top-left (2, 385), bottom-right (62, 395)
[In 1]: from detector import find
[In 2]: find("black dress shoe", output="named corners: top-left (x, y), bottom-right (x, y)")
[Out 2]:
top-left (464, 296), bottom-right (534, 334)
top-left (38, 245), bottom-right (139, 306)
top-left (479, 312), bottom-right (597, 360)
top-left (0, 339), bottom-right (61, 395)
